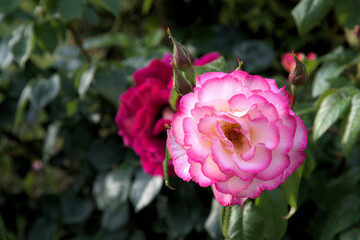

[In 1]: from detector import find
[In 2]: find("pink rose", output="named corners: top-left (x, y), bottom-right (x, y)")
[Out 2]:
top-left (115, 52), bottom-right (221, 176)
top-left (166, 71), bottom-right (307, 206)
top-left (281, 52), bottom-right (316, 73)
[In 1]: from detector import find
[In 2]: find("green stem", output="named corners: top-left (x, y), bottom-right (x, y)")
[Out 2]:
top-left (220, 205), bottom-right (232, 239)
top-left (163, 147), bottom-right (175, 190)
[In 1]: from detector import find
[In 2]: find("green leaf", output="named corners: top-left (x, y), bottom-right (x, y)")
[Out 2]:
top-left (129, 171), bottom-right (163, 212)
top-left (303, 58), bottom-right (319, 75)
top-left (42, 0), bottom-right (58, 14)
top-left (9, 24), bottom-right (34, 68)
top-left (102, 0), bottom-right (121, 17)
top-left (205, 198), bottom-right (222, 240)
top-left (340, 228), bottom-right (360, 240)
top-left (311, 168), bottom-right (360, 210)
top-left (93, 167), bottom-right (133, 210)
top-left (168, 87), bottom-right (178, 112)
top-left (281, 166), bottom-right (303, 218)
top-left (83, 33), bottom-right (133, 50)
top-left (291, 0), bottom-right (336, 35)
top-left (335, 0), bottom-right (360, 29)
top-left (58, 0), bottom-right (87, 22)
top-left (34, 20), bottom-right (59, 53)
top-left (83, 7), bottom-right (100, 26)
top-left (163, 148), bottom-right (175, 190)
top-left (320, 193), bottom-right (360, 240)
top-left (314, 89), bottom-right (338, 109)
top-left (221, 201), bottom-right (264, 240)
top-left (340, 93), bottom-right (360, 156)
top-left (292, 102), bottom-right (315, 116)
top-left (144, 29), bottom-right (164, 48)
top-left (61, 194), bottom-right (94, 224)
top-left (87, 139), bottom-right (123, 171)
top-left (312, 65), bottom-right (357, 98)
top-left (0, 38), bottom-right (14, 70)
top-left (42, 121), bottom-right (61, 163)
top-left (303, 148), bottom-right (316, 180)
top-left (28, 218), bottom-right (57, 240)
top-left (160, 195), bottom-right (202, 238)
top-left (93, 63), bottom-right (127, 105)
top-left (194, 56), bottom-right (228, 75)
top-left (29, 75), bottom-right (61, 109)
top-left (101, 202), bottom-right (129, 231)
top-left (142, 0), bottom-right (153, 14)
top-left (129, 230), bottom-right (146, 240)
top-left (0, 0), bottom-right (21, 13)
top-left (90, 0), bottom-right (121, 17)
top-left (313, 93), bottom-right (351, 141)
top-left (78, 64), bottom-right (96, 99)
top-left (255, 189), bottom-right (288, 240)
top-left (13, 85), bottom-right (31, 131)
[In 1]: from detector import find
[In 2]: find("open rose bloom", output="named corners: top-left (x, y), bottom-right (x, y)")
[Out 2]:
top-left (167, 71), bottom-right (307, 206)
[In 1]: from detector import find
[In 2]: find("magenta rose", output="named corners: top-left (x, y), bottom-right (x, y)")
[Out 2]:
top-left (166, 70), bottom-right (307, 206)
top-left (115, 52), bottom-right (221, 176)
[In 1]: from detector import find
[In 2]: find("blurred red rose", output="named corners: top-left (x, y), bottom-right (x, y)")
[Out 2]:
top-left (115, 52), bottom-right (220, 176)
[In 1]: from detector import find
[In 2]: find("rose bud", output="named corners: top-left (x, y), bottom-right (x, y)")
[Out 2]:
top-left (289, 54), bottom-right (308, 86)
top-left (281, 52), bottom-right (305, 73)
top-left (173, 63), bottom-right (193, 96)
top-left (167, 28), bottom-right (195, 71)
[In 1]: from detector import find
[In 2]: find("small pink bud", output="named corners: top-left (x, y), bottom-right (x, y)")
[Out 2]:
top-left (289, 54), bottom-right (308, 86)
top-left (306, 52), bottom-right (317, 60)
top-left (32, 160), bottom-right (43, 171)
top-left (281, 52), bottom-right (305, 73)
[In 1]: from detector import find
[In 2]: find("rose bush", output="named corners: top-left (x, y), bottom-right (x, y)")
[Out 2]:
top-left (167, 70), bottom-right (307, 206)
top-left (281, 52), bottom-right (317, 72)
top-left (115, 52), bottom-right (220, 176)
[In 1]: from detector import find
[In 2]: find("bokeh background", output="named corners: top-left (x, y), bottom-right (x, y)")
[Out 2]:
top-left (0, 0), bottom-right (359, 239)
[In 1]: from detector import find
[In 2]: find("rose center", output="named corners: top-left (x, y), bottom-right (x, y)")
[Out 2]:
top-left (221, 122), bottom-right (244, 148)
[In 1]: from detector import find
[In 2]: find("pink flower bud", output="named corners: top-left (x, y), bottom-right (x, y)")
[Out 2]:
top-left (32, 160), bottom-right (43, 171)
top-left (306, 52), bottom-right (317, 60)
top-left (281, 52), bottom-right (305, 73)
top-left (289, 54), bottom-right (308, 86)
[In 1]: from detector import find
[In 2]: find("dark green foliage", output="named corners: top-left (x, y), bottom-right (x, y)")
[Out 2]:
top-left (0, 1), bottom-right (359, 240)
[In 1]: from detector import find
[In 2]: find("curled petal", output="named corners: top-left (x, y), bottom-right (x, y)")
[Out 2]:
top-left (196, 72), bottom-right (227, 86)
top-left (197, 75), bottom-right (243, 103)
top-left (183, 117), bottom-right (210, 162)
top-left (189, 161), bottom-right (214, 187)
top-left (167, 130), bottom-right (191, 181)
top-left (213, 185), bottom-right (247, 207)
top-left (214, 176), bottom-right (252, 195)
top-left (232, 146), bottom-right (272, 173)
top-left (231, 71), bottom-right (272, 91)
